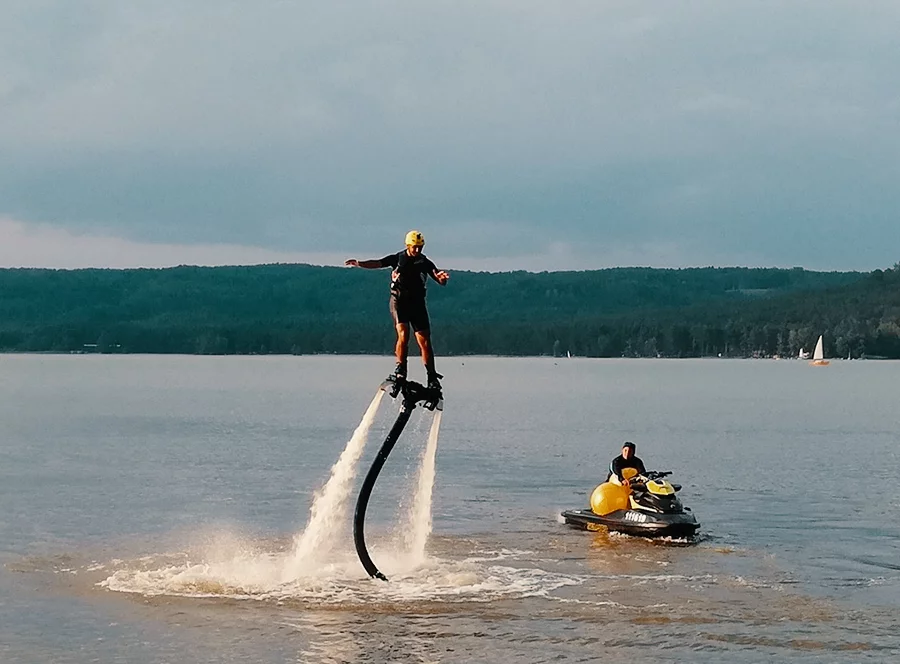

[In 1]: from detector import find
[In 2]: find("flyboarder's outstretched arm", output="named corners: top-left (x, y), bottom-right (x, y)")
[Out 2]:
top-left (345, 258), bottom-right (384, 269)
top-left (430, 267), bottom-right (450, 285)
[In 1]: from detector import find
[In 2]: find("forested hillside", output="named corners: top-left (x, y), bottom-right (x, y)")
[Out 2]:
top-left (1, 264), bottom-right (896, 358)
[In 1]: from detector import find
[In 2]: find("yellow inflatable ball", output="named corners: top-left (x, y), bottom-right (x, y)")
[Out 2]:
top-left (590, 482), bottom-right (630, 516)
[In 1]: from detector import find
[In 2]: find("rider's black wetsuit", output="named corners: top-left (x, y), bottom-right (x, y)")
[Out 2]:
top-left (608, 454), bottom-right (646, 483)
top-left (380, 250), bottom-right (438, 332)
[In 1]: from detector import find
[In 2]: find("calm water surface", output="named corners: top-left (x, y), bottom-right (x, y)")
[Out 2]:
top-left (1, 355), bottom-right (898, 663)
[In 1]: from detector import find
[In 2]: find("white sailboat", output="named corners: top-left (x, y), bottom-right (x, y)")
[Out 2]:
top-left (810, 335), bottom-right (829, 366)
top-left (798, 347), bottom-right (810, 360)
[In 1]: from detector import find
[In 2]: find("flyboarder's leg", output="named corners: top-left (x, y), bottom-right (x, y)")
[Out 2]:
top-left (414, 330), bottom-right (434, 373)
top-left (391, 323), bottom-right (410, 380)
top-left (409, 301), bottom-right (441, 391)
top-left (389, 296), bottom-right (409, 381)
top-left (414, 330), bottom-right (442, 391)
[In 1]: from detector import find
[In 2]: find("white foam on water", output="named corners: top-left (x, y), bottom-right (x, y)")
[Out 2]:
top-left (281, 390), bottom-right (384, 581)
top-left (99, 543), bottom-right (584, 605)
top-left (100, 552), bottom-right (286, 598)
top-left (549, 596), bottom-right (626, 608)
top-left (588, 573), bottom-right (717, 584)
top-left (464, 548), bottom-right (535, 563)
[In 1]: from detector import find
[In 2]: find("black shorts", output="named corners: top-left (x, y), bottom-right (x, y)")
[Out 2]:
top-left (389, 296), bottom-right (431, 333)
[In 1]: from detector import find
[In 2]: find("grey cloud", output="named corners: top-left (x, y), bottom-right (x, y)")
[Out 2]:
top-left (1, 1), bottom-right (899, 270)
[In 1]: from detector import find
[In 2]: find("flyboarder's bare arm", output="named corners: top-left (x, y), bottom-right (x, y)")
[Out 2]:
top-left (431, 268), bottom-right (450, 285)
top-left (345, 259), bottom-right (383, 269)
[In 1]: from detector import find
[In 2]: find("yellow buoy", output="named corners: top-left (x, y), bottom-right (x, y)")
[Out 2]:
top-left (590, 482), bottom-right (630, 516)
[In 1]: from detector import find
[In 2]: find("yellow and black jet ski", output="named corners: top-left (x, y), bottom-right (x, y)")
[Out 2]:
top-left (561, 470), bottom-right (700, 538)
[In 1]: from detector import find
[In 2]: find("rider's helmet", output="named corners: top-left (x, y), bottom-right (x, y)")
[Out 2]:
top-left (405, 230), bottom-right (425, 247)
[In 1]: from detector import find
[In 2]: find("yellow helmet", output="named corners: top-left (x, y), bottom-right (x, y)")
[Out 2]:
top-left (405, 230), bottom-right (425, 247)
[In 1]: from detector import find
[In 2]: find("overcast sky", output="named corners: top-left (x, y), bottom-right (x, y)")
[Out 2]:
top-left (1, 1), bottom-right (898, 272)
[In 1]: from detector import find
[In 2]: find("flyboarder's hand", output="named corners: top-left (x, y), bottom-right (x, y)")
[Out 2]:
top-left (345, 259), bottom-right (359, 267)
top-left (434, 270), bottom-right (450, 285)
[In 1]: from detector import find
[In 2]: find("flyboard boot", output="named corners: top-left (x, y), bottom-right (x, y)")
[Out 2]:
top-left (426, 370), bottom-right (443, 395)
top-left (382, 362), bottom-right (407, 397)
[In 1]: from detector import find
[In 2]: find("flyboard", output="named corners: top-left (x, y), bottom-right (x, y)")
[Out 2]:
top-left (353, 374), bottom-right (443, 581)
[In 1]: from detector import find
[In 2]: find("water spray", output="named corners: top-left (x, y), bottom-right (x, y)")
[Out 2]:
top-left (353, 379), bottom-right (442, 581)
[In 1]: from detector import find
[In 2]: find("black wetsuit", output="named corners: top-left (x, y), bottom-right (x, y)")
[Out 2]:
top-left (608, 454), bottom-right (646, 482)
top-left (380, 251), bottom-right (438, 332)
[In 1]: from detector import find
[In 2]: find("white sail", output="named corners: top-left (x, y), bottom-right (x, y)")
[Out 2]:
top-left (813, 335), bottom-right (824, 361)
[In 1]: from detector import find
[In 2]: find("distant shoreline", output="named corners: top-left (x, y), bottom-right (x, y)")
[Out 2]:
top-left (2, 264), bottom-right (898, 358)
top-left (1, 351), bottom-right (894, 361)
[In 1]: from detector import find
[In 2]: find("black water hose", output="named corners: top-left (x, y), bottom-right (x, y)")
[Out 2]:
top-left (353, 398), bottom-right (415, 581)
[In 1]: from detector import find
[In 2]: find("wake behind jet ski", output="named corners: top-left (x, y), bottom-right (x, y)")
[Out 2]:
top-left (561, 469), bottom-right (700, 539)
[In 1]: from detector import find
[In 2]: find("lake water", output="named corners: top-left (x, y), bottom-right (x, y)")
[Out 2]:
top-left (1, 354), bottom-right (898, 663)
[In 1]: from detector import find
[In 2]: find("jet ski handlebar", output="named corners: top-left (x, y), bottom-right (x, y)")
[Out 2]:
top-left (639, 470), bottom-right (672, 481)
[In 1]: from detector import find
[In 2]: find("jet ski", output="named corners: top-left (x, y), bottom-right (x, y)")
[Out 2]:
top-left (561, 470), bottom-right (700, 539)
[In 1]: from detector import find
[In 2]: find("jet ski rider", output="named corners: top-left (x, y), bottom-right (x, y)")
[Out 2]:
top-left (608, 441), bottom-right (646, 486)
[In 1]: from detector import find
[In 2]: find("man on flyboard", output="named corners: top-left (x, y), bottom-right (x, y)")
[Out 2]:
top-left (345, 230), bottom-right (450, 394)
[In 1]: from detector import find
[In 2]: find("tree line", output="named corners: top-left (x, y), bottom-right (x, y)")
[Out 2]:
top-left (0, 263), bottom-right (898, 359)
